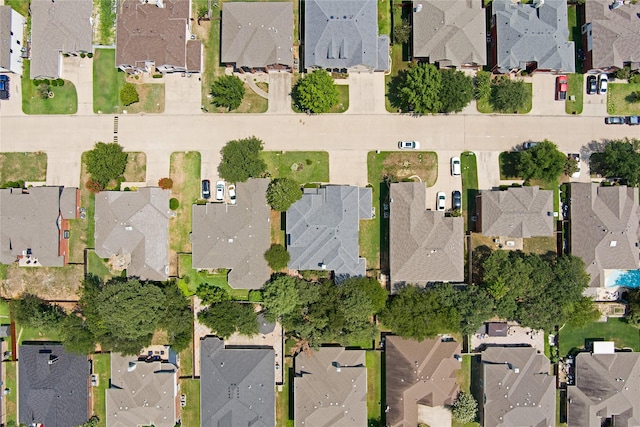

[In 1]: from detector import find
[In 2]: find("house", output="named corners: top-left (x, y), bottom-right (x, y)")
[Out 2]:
top-left (294, 347), bottom-right (367, 427)
top-left (200, 337), bottom-right (275, 426)
top-left (19, 344), bottom-right (90, 427)
top-left (286, 185), bottom-right (372, 277)
top-left (0, 5), bottom-right (26, 75)
top-left (107, 349), bottom-right (179, 427)
top-left (490, 0), bottom-right (575, 73)
top-left (481, 346), bottom-right (556, 427)
top-left (1, 186), bottom-right (78, 267)
top-left (477, 186), bottom-right (554, 238)
top-left (569, 183), bottom-right (639, 289)
top-left (94, 187), bottom-right (170, 281)
top-left (412, 0), bottom-right (486, 68)
top-left (304, 0), bottom-right (389, 72)
top-left (30, 0), bottom-right (93, 79)
top-left (221, 2), bottom-right (293, 71)
top-left (389, 182), bottom-right (464, 291)
top-left (582, 0), bottom-right (640, 72)
top-left (385, 336), bottom-right (462, 427)
top-left (116, 0), bottom-right (202, 74)
top-left (191, 179), bottom-right (271, 289)
top-left (567, 347), bottom-right (640, 427)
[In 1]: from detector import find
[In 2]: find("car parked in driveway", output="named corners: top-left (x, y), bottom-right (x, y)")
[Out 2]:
top-left (202, 180), bottom-right (211, 199)
top-left (452, 190), bottom-right (462, 210)
top-left (398, 141), bottom-right (420, 149)
top-left (555, 75), bottom-right (567, 101)
top-left (450, 157), bottom-right (461, 176)
top-left (605, 116), bottom-right (625, 125)
top-left (437, 192), bottom-right (446, 211)
top-left (228, 184), bottom-right (236, 205)
top-left (586, 75), bottom-right (597, 95)
top-left (627, 116), bottom-right (640, 125)
top-left (215, 181), bottom-right (225, 201)
top-left (598, 74), bottom-right (608, 94)
top-left (0, 75), bottom-right (9, 100)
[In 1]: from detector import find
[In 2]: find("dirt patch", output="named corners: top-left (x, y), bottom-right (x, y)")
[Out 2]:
top-left (1, 265), bottom-right (84, 300)
top-left (270, 210), bottom-right (282, 245)
top-left (124, 152), bottom-right (147, 182)
top-left (381, 152), bottom-right (438, 185)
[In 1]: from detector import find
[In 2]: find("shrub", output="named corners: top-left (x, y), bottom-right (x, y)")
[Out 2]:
top-left (123, 187), bottom-right (131, 191)
top-left (152, 74), bottom-right (163, 79)
top-left (120, 83), bottom-right (139, 106)
top-left (452, 392), bottom-right (478, 424)
top-left (630, 74), bottom-right (640, 85)
top-left (264, 244), bottom-right (290, 271)
top-left (37, 83), bottom-right (50, 99)
top-left (248, 290), bottom-right (263, 302)
top-left (305, 158), bottom-right (313, 166)
top-left (85, 179), bottom-right (105, 193)
top-left (87, 53), bottom-right (93, 58)
top-left (50, 79), bottom-right (59, 87)
top-left (169, 198), bottom-right (179, 210)
top-left (615, 66), bottom-right (632, 80)
top-left (158, 177), bottom-right (174, 189)
top-left (266, 178), bottom-right (302, 211)
top-left (1, 180), bottom-right (25, 189)
top-left (80, 52), bottom-right (86, 58)
top-left (56, 78), bottom-right (64, 86)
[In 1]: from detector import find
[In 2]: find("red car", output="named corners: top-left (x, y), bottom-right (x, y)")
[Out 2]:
top-left (556, 75), bottom-right (568, 101)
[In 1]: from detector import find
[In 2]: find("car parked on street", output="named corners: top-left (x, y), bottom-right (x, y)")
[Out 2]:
top-left (437, 192), bottom-right (446, 211)
top-left (0, 75), bottom-right (9, 100)
top-left (586, 75), bottom-right (597, 95)
top-left (605, 116), bottom-right (626, 124)
top-left (451, 157), bottom-right (461, 176)
top-left (523, 142), bottom-right (538, 150)
top-left (215, 181), bottom-right (225, 201)
top-left (598, 74), bottom-right (608, 94)
top-left (398, 141), bottom-right (420, 149)
top-left (202, 179), bottom-right (211, 199)
top-left (452, 190), bottom-right (462, 210)
top-left (555, 75), bottom-right (567, 101)
top-left (627, 116), bottom-right (640, 125)
top-left (228, 184), bottom-right (236, 205)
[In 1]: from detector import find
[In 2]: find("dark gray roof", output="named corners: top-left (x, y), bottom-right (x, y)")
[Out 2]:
top-left (493, 0), bottom-right (575, 73)
top-left (585, 0), bottom-right (640, 70)
top-left (389, 182), bottom-right (464, 290)
top-left (385, 336), bottom-right (461, 427)
top-left (200, 337), bottom-right (275, 427)
top-left (19, 344), bottom-right (90, 427)
top-left (568, 352), bottom-right (640, 427)
top-left (294, 347), bottom-right (367, 427)
top-left (569, 183), bottom-right (639, 288)
top-left (286, 185), bottom-right (371, 277)
top-left (30, 0), bottom-right (93, 79)
top-left (191, 179), bottom-right (271, 289)
top-left (481, 346), bottom-right (556, 427)
top-left (221, 2), bottom-right (293, 68)
top-left (412, 0), bottom-right (486, 67)
top-left (0, 5), bottom-right (24, 74)
top-left (479, 186), bottom-right (554, 238)
top-left (304, 0), bottom-right (389, 71)
top-left (95, 187), bottom-right (170, 281)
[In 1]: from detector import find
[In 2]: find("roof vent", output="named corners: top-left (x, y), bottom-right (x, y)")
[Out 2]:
top-left (610, 240), bottom-right (618, 247)
top-left (128, 362), bottom-right (137, 372)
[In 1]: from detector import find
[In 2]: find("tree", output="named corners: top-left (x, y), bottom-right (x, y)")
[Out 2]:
top-left (120, 83), bottom-right (139, 106)
top-left (157, 281), bottom-right (193, 352)
top-left (393, 18), bottom-right (411, 44)
top-left (565, 155), bottom-right (579, 177)
top-left (262, 275), bottom-right (301, 321)
top-left (626, 289), bottom-right (640, 328)
top-left (85, 178), bottom-right (105, 193)
top-left (393, 63), bottom-right (443, 114)
top-left (594, 138), bottom-right (640, 186)
top-left (264, 244), bottom-right (290, 271)
top-left (85, 142), bottom-right (128, 186)
top-left (293, 70), bottom-right (340, 113)
top-left (218, 136), bottom-right (267, 182)
top-left (615, 66), bottom-right (632, 80)
top-left (60, 314), bottom-right (96, 355)
top-left (517, 139), bottom-right (567, 182)
top-left (439, 69), bottom-right (474, 113)
top-left (37, 83), bottom-right (50, 99)
top-left (475, 70), bottom-right (492, 100)
top-left (629, 91), bottom-right (640, 103)
top-left (198, 301), bottom-right (258, 339)
top-left (491, 78), bottom-right (530, 113)
top-left (266, 178), bottom-right (302, 211)
top-left (452, 392), bottom-right (478, 424)
top-left (9, 294), bottom-right (66, 334)
top-left (210, 75), bottom-right (245, 111)
top-left (158, 177), bottom-right (173, 189)
top-left (340, 276), bottom-right (388, 314)
top-left (196, 283), bottom-right (230, 305)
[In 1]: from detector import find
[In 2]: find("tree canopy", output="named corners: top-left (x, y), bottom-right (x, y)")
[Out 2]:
top-left (10, 294), bottom-right (66, 334)
top-left (266, 178), bottom-right (302, 211)
top-left (591, 138), bottom-right (640, 186)
top-left (198, 300), bottom-right (258, 339)
top-left (393, 19), bottom-right (411, 44)
top-left (85, 142), bottom-right (128, 186)
top-left (217, 136), bottom-right (267, 182)
top-left (293, 70), bottom-right (339, 113)
top-left (517, 139), bottom-right (568, 182)
top-left (452, 392), bottom-right (478, 424)
top-left (264, 244), bottom-right (290, 271)
top-left (210, 75), bottom-right (245, 111)
top-left (439, 69), bottom-right (474, 113)
top-left (490, 78), bottom-right (530, 113)
top-left (392, 63), bottom-right (443, 114)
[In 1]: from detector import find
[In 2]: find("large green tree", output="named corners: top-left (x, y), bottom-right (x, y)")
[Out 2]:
top-left (210, 75), bottom-right (245, 111)
top-left (293, 70), bottom-right (339, 113)
top-left (491, 78), bottom-right (530, 113)
top-left (266, 178), bottom-right (302, 211)
top-left (517, 139), bottom-right (567, 182)
top-left (85, 142), bottom-right (128, 186)
top-left (218, 136), bottom-right (267, 182)
top-left (593, 138), bottom-right (640, 186)
top-left (10, 294), bottom-right (66, 334)
top-left (393, 63), bottom-right (443, 114)
top-left (264, 244), bottom-right (290, 271)
top-left (262, 275), bottom-right (301, 322)
top-left (474, 70), bottom-right (492, 100)
top-left (452, 392), bottom-right (478, 424)
top-left (198, 300), bottom-right (258, 339)
top-left (439, 69), bottom-right (474, 113)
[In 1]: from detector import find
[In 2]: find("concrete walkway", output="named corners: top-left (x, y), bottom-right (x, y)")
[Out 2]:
top-left (243, 74), bottom-right (269, 99)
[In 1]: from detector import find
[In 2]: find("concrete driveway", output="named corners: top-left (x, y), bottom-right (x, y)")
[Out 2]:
top-left (529, 73), bottom-right (566, 116)
top-left (475, 151), bottom-right (503, 191)
top-left (346, 72), bottom-right (387, 114)
top-left (163, 73), bottom-right (202, 115)
top-left (582, 73), bottom-right (608, 117)
top-left (61, 55), bottom-right (93, 115)
top-left (418, 404), bottom-right (452, 427)
top-left (428, 150), bottom-right (463, 211)
top-left (267, 71), bottom-right (292, 114)
top-left (0, 74), bottom-right (24, 116)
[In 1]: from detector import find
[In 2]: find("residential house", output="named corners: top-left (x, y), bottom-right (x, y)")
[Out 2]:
top-left (107, 349), bottom-right (180, 427)
top-left (191, 179), bottom-right (271, 289)
top-left (385, 336), bottom-right (462, 427)
top-left (304, 0), bottom-right (389, 72)
top-left (30, 0), bottom-right (93, 79)
top-left (412, 0), bottom-right (486, 68)
top-left (490, 0), bottom-right (575, 73)
top-left (286, 185), bottom-right (372, 277)
top-left (221, 2), bottom-right (294, 71)
top-left (1, 186), bottom-right (78, 266)
top-left (477, 186), bottom-right (554, 238)
top-left (116, 0), bottom-right (202, 74)
top-left (0, 5), bottom-right (26, 75)
top-left (200, 337), bottom-right (275, 426)
top-left (481, 346), bottom-right (556, 427)
top-left (294, 347), bottom-right (367, 427)
top-left (569, 183), bottom-right (639, 289)
top-left (19, 344), bottom-right (90, 427)
top-left (568, 346), bottom-right (640, 427)
top-left (389, 182), bottom-right (464, 291)
top-left (95, 187), bottom-right (170, 281)
top-left (582, 0), bottom-right (640, 72)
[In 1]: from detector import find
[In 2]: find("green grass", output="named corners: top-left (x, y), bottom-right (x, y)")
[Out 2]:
top-left (228, 84), bottom-right (268, 113)
top-left (565, 74), bottom-right (584, 115)
top-left (261, 151), bottom-right (329, 184)
top-left (476, 82), bottom-right (533, 114)
top-left (366, 351), bottom-right (383, 427)
top-left (498, 152), bottom-right (521, 179)
top-left (22, 61), bottom-right (78, 114)
top-left (0, 299), bottom-right (9, 317)
top-left (169, 151), bottom-right (201, 253)
top-left (0, 152), bottom-right (48, 185)
top-left (68, 152), bottom-right (96, 263)
top-left (181, 379), bottom-right (201, 427)
top-left (607, 83), bottom-right (640, 115)
top-left (378, 0), bottom-right (391, 35)
top-left (5, 0), bottom-right (28, 15)
top-left (276, 358), bottom-right (295, 427)
top-left (567, 5), bottom-right (577, 42)
top-left (4, 361), bottom-right (17, 425)
top-left (329, 84), bottom-right (349, 113)
top-left (87, 250), bottom-right (112, 279)
top-left (385, 4), bottom-right (411, 113)
top-left (559, 318), bottom-right (640, 356)
top-left (16, 323), bottom-right (61, 344)
top-left (460, 152), bottom-right (478, 231)
top-left (123, 152), bottom-right (147, 182)
top-left (96, 0), bottom-right (116, 45)
top-left (177, 254), bottom-right (249, 300)
top-left (453, 355), bottom-right (480, 427)
top-left (92, 353), bottom-right (111, 427)
top-left (180, 345), bottom-right (194, 377)
top-left (201, 3), bottom-right (224, 107)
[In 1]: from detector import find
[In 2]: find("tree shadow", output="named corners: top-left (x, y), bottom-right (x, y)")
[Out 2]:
top-left (386, 72), bottom-right (406, 112)
top-left (498, 152), bottom-right (520, 179)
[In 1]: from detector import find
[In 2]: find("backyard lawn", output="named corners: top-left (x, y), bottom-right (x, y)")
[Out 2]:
top-left (198, 3), bottom-right (224, 106)
top-left (177, 254), bottom-right (249, 300)
top-left (453, 355), bottom-right (481, 427)
top-left (181, 379), bottom-right (201, 427)
top-left (607, 83), bottom-right (640, 115)
top-left (4, 361), bottom-right (17, 425)
top-left (169, 151), bottom-right (201, 255)
top-left (92, 353), bottom-right (111, 427)
top-left (385, 3), bottom-right (411, 113)
top-left (0, 152), bottom-right (47, 185)
top-left (565, 74), bottom-right (584, 115)
top-left (180, 344), bottom-right (194, 377)
top-left (559, 318), bottom-right (640, 356)
top-left (366, 350), bottom-right (383, 427)
top-left (460, 151), bottom-right (478, 231)
top-left (96, 0), bottom-right (117, 45)
top-left (68, 152), bottom-right (96, 263)
top-left (87, 250), bottom-right (112, 280)
top-left (22, 61), bottom-right (77, 114)
top-left (261, 151), bottom-right (329, 184)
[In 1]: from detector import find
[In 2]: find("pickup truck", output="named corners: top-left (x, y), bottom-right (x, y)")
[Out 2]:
top-left (627, 116), bottom-right (640, 126)
top-left (556, 75), bottom-right (567, 101)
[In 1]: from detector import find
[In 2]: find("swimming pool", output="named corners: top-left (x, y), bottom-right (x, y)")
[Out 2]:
top-left (606, 269), bottom-right (640, 288)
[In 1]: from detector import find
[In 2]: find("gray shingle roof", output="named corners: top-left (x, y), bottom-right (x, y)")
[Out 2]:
top-left (19, 344), bottom-right (90, 427)
top-left (191, 179), bottom-right (271, 289)
top-left (585, 0), bottom-right (640, 70)
top-left (221, 2), bottom-right (293, 69)
top-left (389, 182), bottom-right (464, 290)
top-left (107, 353), bottom-right (178, 427)
top-left (30, 0), bottom-right (93, 79)
top-left (385, 336), bottom-right (461, 427)
top-left (492, 0), bottom-right (575, 73)
top-left (294, 347), bottom-right (367, 427)
top-left (200, 337), bottom-right (275, 427)
top-left (569, 183), bottom-right (639, 288)
top-left (286, 185), bottom-right (371, 277)
top-left (94, 187), bottom-right (170, 281)
top-left (0, 6), bottom-right (9, 71)
top-left (0, 6), bottom-right (24, 74)
top-left (568, 351), bottom-right (640, 427)
top-left (481, 346), bottom-right (556, 427)
top-left (412, 0), bottom-right (486, 67)
top-left (304, 0), bottom-right (389, 71)
top-left (479, 186), bottom-right (554, 238)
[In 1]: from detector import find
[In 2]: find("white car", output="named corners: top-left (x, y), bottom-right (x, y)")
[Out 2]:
top-left (598, 74), bottom-right (608, 94)
top-left (398, 141), bottom-right (420, 149)
top-left (215, 180), bottom-right (225, 201)
top-left (451, 157), bottom-right (461, 176)
top-left (437, 192), bottom-right (446, 211)
top-left (228, 184), bottom-right (236, 205)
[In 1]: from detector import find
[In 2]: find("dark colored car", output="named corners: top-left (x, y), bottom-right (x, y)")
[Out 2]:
top-left (0, 75), bottom-right (9, 100)
top-left (605, 116), bottom-right (626, 125)
top-left (452, 191), bottom-right (462, 210)
top-left (627, 116), bottom-right (640, 126)
top-left (587, 75), bottom-right (597, 95)
top-left (202, 179), bottom-right (211, 199)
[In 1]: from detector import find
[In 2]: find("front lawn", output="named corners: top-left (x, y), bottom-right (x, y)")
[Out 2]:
top-left (0, 152), bottom-right (47, 185)
top-left (169, 151), bottom-right (201, 254)
top-left (559, 318), bottom-right (640, 356)
top-left (366, 350), bottom-right (383, 427)
top-left (92, 353), bottom-right (111, 427)
top-left (261, 151), bottom-right (329, 184)
top-left (565, 74), bottom-right (584, 115)
top-left (22, 60), bottom-right (78, 114)
top-left (329, 84), bottom-right (349, 113)
top-left (181, 379), bottom-right (201, 427)
top-left (209, 83), bottom-right (268, 114)
top-left (498, 152), bottom-right (521, 179)
top-left (177, 253), bottom-right (249, 300)
top-left (477, 82), bottom-right (533, 114)
top-left (607, 83), bottom-right (640, 115)
top-left (460, 152), bottom-right (478, 231)
top-left (123, 152), bottom-right (147, 182)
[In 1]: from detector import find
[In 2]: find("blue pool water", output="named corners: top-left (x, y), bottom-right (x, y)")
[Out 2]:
top-left (606, 269), bottom-right (640, 288)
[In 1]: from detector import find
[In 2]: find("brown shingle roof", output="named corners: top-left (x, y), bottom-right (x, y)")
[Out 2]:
top-left (186, 39), bottom-right (202, 72)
